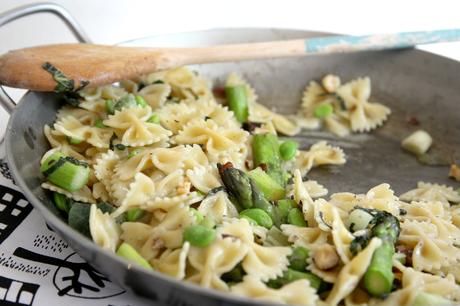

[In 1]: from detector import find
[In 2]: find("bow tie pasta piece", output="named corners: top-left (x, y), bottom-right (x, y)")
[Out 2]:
top-left (296, 141), bottom-right (346, 176)
top-left (324, 115), bottom-right (352, 137)
top-left (154, 169), bottom-right (186, 197)
top-left (120, 79), bottom-right (140, 94)
top-left (400, 181), bottom-right (460, 205)
top-left (218, 217), bottom-right (256, 244)
top-left (92, 181), bottom-right (110, 202)
top-left (89, 204), bottom-right (120, 252)
top-left (44, 125), bottom-right (68, 148)
top-left (400, 201), bottom-right (460, 241)
top-left (291, 169), bottom-right (316, 226)
top-left (120, 222), bottom-right (162, 262)
top-left (151, 242), bottom-right (190, 280)
top-left (137, 83), bottom-right (171, 109)
top-left (55, 115), bottom-right (114, 148)
top-left (325, 237), bottom-right (382, 306)
top-left (113, 149), bottom-right (156, 181)
top-left (110, 177), bottom-right (135, 206)
top-left (103, 106), bottom-right (172, 147)
top-left (157, 101), bottom-right (201, 134)
top-left (335, 77), bottom-right (391, 133)
top-left (329, 183), bottom-right (401, 218)
top-left (313, 198), bottom-right (336, 231)
top-left (187, 237), bottom-right (249, 291)
top-left (101, 85), bottom-right (128, 100)
top-left (94, 150), bottom-right (120, 191)
top-left (186, 165), bottom-right (222, 193)
top-left (218, 218), bottom-right (292, 282)
top-left (330, 207), bottom-right (354, 263)
top-left (249, 102), bottom-right (301, 136)
top-left (433, 264), bottom-right (460, 284)
top-left (242, 243), bottom-right (292, 282)
top-left (149, 205), bottom-right (196, 249)
top-left (174, 119), bottom-right (248, 151)
top-left (231, 275), bottom-right (319, 306)
top-left (151, 145), bottom-right (209, 175)
top-left (197, 190), bottom-right (238, 224)
top-left (43, 126), bottom-right (87, 161)
top-left (301, 81), bottom-right (338, 117)
top-left (451, 206), bottom-right (460, 228)
top-left (173, 119), bottom-right (249, 167)
top-left (56, 106), bottom-right (99, 124)
top-left (157, 98), bottom-right (239, 134)
top-left (112, 173), bottom-right (156, 217)
top-left (399, 220), bottom-right (460, 272)
top-left (281, 224), bottom-right (329, 250)
top-left (301, 76), bottom-right (391, 135)
top-left (41, 182), bottom-right (96, 204)
top-left (79, 86), bottom-right (103, 101)
top-left (143, 192), bottom-right (204, 213)
top-left (163, 67), bottom-right (213, 100)
top-left (138, 70), bottom-right (167, 86)
top-left (286, 179), bottom-right (328, 199)
top-left (301, 80), bottom-right (352, 137)
top-left (78, 99), bottom-right (107, 117)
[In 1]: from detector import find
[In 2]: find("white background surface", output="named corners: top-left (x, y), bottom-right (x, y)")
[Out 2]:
top-left (1, 0), bottom-right (460, 138)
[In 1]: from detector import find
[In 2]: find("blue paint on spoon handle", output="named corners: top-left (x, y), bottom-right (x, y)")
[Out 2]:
top-left (304, 29), bottom-right (460, 53)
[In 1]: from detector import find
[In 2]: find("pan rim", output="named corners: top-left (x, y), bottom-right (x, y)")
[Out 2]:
top-left (5, 27), bottom-right (460, 306)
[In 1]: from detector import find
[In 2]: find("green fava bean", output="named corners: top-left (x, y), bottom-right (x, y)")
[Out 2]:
top-left (183, 225), bottom-right (216, 247)
top-left (287, 208), bottom-right (307, 227)
top-left (125, 208), bottom-right (145, 222)
top-left (239, 208), bottom-right (273, 229)
top-left (190, 208), bottom-right (204, 224)
top-left (314, 103), bottom-right (334, 118)
top-left (279, 140), bottom-right (298, 161)
top-left (289, 246), bottom-right (310, 271)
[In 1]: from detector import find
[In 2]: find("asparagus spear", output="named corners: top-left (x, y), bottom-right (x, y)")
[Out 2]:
top-left (266, 268), bottom-right (321, 290)
top-left (410, 292), bottom-right (452, 306)
top-left (225, 85), bottom-right (249, 123)
top-left (252, 133), bottom-right (285, 187)
top-left (359, 209), bottom-right (400, 298)
top-left (218, 162), bottom-right (274, 219)
top-left (248, 167), bottom-right (286, 201)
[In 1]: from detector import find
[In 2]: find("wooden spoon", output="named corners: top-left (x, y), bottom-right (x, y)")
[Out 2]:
top-left (1, 29), bottom-right (460, 92)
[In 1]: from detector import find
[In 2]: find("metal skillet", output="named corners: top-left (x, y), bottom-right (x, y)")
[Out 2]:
top-left (2, 3), bottom-right (459, 306)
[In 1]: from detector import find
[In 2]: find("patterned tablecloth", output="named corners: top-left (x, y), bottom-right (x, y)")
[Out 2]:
top-left (0, 144), bottom-right (152, 306)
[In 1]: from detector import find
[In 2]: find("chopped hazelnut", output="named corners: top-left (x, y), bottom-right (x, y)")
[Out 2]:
top-left (313, 244), bottom-right (339, 270)
top-left (449, 164), bottom-right (460, 182)
top-left (322, 74), bottom-right (341, 93)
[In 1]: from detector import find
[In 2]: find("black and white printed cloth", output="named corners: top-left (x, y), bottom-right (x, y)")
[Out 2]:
top-left (0, 147), bottom-right (152, 306)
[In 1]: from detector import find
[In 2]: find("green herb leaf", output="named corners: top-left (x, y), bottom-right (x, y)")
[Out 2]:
top-left (42, 62), bottom-right (89, 106)
top-left (42, 62), bottom-right (74, 93)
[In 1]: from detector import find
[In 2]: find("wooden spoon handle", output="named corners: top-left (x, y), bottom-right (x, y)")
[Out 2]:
top-left (177, 29), bottom-right (460, 65)
top-left (1, 29), bottom-right (460, 92)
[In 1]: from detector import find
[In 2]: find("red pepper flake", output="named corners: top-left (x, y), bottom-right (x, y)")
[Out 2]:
top-left (213, 87), bottom-right (226, 98)
top-left (259, 163), bottom-right (268, 172)
top-left (396, 245), bottom-right (413, 266)
top-left (217, 162), bottom-right (234, 174)
top-left (245, 160), bottom-right (251, 169)
top-left (406, 116), bottom-right (420, 126)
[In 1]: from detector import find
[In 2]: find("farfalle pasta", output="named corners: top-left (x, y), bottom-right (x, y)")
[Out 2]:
top-left (300, 75), bottom-right (391, 136)
top-left (39, 65), bottom-right (460, 306)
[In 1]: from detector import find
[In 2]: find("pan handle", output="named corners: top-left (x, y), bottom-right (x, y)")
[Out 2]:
top-left (0, 2), bottom-right (92, 114)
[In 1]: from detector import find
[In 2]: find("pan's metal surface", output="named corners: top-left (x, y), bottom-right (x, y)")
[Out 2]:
top-left (6, 28), bottom-right (460, 305)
